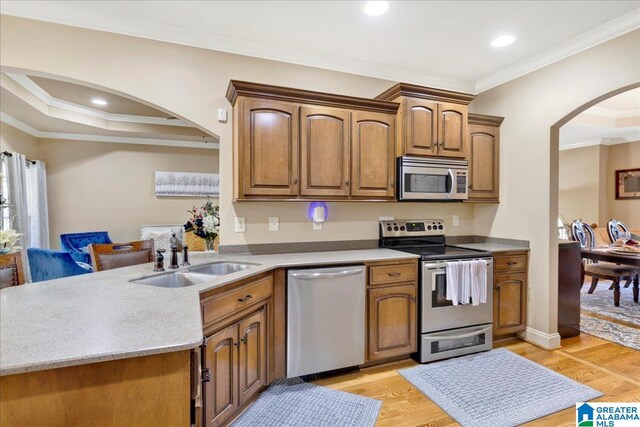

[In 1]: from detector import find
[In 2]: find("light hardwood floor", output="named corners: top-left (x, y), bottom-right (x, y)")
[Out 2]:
top-left (312, 335), bottom-right (640, 426)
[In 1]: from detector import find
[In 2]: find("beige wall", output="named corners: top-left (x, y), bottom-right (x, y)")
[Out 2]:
top-left (0, 122), bottom-right (38, 159)
top-left (473, 30), bottom-right (640, 346)
top-left (0, 15), bottom-right (475, 248)
top-left (607, 141), bottom-right (640, 228)
top-left (36, 139), bottom-right (218, 249)
top-left (558, 145), bottom-right (604, 225)
top-left (2, 15), bottom-right (638, 347)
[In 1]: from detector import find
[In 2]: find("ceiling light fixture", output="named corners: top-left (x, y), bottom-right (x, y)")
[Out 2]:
top-left (491, 35), bottom-right (516, 48)
top-left (363, 1), bottom-right (389, 16)
top-left (91, 97), bottom-right (108, 106)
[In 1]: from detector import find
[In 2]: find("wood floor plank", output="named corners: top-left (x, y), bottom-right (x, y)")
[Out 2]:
top-left (312, 337), bottom-right (640, 426)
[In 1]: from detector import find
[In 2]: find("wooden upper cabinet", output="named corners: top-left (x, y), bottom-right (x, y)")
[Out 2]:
top-left (227, 80), bottom-right (399, 201)
top-left (351, 111), bottom-right (396, 198)
top-left (375, 83), bottom-right (475, 160)
top-left (404, 99), bottom-right (438, 156)
top-left (300, 106), bottom-right (350, 197)
top-left (438, 103), bottom-right (467, 158)
top-left (238, 99), bottom-right (299, 198)
top-left (466, 113), bottom-right (503, 202)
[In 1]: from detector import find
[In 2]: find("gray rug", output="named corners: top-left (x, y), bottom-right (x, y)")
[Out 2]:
top-left (231, 378), bottom-right (381, 427)
top-left (399, 349), bottom-right (602, 427)
top-left (581, 283), bottom-right (640, 326)
top-left (580, 314), bottom-right (640, 350)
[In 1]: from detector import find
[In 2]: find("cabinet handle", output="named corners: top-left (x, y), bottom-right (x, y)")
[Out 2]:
top-left (390, 180), bottom-right (395, 188)
top-left (238, 294), bottom-right (253, 303)
top-left (240, 335), bottom-right (247, 345)
top-left (234, 341), bottom-right (241, 348)
top-left (469, 185), bottom-right (473, 190)
top-left (201, 367), bottom-right (211, 383)
top-left (292, 178), bottom-right (298, 185)
top-left (345, 180), bottom-right (350, 186)
top-left (410, 296), bottom-right (416, 302)
top-left (387, 272), bottom-right (401, 277)
top-left (507, 261), bottom-right (518, 266)
top-left (494, 286), bottom-right (500, 291)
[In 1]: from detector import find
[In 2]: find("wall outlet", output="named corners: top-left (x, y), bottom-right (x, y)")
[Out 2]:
top-left (379, 216), bottom-right (395, 221)
top-left (313, 221), bottom-right (323, 230)
top-left (269, 217), bottom-right (279, 231)
top-left (453, 215), bottom-right (459, 226)
top-left (234, 217), bottom-right (246, 233)
top-left (217, 108), bottom-right (228, 122)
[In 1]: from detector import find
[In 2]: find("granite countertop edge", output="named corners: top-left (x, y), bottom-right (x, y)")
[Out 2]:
top-left (0, 249), bottom-right (419, 376)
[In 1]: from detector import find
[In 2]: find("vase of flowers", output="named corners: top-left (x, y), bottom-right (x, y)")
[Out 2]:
top-left (184, 201), bottom-right (220, 252)
top-left (0, 229), bottom-right (22, 255)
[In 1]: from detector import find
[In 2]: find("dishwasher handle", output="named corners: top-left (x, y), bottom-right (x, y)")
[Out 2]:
top-left (290, 267), bottom-right (364, 280)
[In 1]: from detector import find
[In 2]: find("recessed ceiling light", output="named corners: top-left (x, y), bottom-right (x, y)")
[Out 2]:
top-left (363, 1), bottom-right (389, 16)
top-left (491, 35), bottom-right (516, 48)
top-left (91, 97), bottom-right (108, 106)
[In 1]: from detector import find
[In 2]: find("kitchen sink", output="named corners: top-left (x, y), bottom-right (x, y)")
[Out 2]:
top-left (132, 261), bottom-right (259, 288)
top-left (187, 262), bottom-right (257, 276)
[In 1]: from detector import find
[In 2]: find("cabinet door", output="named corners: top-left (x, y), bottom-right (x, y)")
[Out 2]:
top-left (300, 106), bottom-right (350, 197)
top-left (203, 324), bottom-right (239, 427)
top-left (351, 111), bottom-right (396, 198)
top-left (467, 124), bottom-right (499, 201)
top-left (367, 284), bottom-right (416, 361)
top-left (493, 273), bottom-right (527, 337)
top-left (240, 99), bottom-right (299, 197)
top-left (404, 98), bottom-right (438, 156)
top-left (238, 308), bottom-right (267, 407)
top-left (437, 103), bottom-right (467, 158)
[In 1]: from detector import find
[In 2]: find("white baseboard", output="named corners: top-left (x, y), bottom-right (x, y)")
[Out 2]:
top-left (518, 327), bottom-right (562, 350)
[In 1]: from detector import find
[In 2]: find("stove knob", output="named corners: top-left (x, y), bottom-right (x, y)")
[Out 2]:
top-left (427, 225), bottom-right (432, 230)
top-left (386, 226), bottom-right (392, 232)
top-left (400, 226), bottom-right (406, 231)
top-left (438, 225), bottom-right (443, 230)
top-left (393, 226), bottom-right (399, 231)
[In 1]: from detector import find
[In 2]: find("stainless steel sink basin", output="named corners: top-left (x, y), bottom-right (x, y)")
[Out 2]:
top-left (133, 272), bottom-right (212, 288)
top-left (132, 262), bottom-right (259, 288)
top-left (187, 262), bottom-right (257, 276)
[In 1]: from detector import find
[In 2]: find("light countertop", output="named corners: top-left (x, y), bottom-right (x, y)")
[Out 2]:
top-left (0, 249), bottom-right (417, 376)
top-left (451, 242), bottom-right (530, 253)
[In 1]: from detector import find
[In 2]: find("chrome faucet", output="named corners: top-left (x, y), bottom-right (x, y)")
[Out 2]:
top-left (169, 233), bottom-right (180, 269)
top-left (153, 249), bottom-right (166, 272)
top-left (181, 245), bottom-right (190, 267)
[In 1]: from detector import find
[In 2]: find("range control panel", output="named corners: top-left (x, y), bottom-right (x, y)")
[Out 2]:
top-left (380, 219), bottom-right (446, 237)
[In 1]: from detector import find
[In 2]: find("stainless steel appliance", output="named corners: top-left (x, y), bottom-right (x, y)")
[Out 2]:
top-left (380, 219), bottom-right (493, 362)
top-left (397, 156), bottom-right (468, 201)
top-left (287, 265), bottom-right (365, 378)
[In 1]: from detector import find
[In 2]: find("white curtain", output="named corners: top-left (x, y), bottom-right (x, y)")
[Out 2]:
top-left (6, 153), bottom-right (29, 246)
top-left (26, 161), bottom-right (50, 249)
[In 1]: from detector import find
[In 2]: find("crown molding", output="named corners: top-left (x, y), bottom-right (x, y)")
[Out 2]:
top-left (375, 83), bottom-right (475, 105)
top-left (559, 136), bottom-right (639, 151)
top-left (4, 72), bottom-right (189, 127)
top-left (468, 113), bottom-right (505, 126)
top-left (475, 8), bottom-right (640, 93)
top-left (0, 112), bottom-right (218, 149)
top-left (583, 106), bottom-right (640, 119)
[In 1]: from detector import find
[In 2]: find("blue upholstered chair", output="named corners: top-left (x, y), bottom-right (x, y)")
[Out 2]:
top-left (27, 248), bottom-right (93, 283)
top-left (60, 231), bottom-right (112, 265)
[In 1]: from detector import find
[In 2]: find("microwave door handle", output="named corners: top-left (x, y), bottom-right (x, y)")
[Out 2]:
top-left (447, 169), bottom-right (454, 198)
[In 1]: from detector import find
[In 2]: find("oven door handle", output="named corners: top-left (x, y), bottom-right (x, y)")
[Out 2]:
top-left (424, 325), bottom-right (492, 341)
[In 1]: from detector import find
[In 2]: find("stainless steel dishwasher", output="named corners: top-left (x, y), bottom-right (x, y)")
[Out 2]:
top-left (287, 265), bottom-right (365, 378)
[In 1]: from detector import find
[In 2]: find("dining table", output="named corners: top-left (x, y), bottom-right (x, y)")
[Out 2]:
top-left (581, 246), bottom-right (640, 304)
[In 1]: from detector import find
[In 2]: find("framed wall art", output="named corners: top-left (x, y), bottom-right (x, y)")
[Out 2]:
top-left (615, 168), bottom-right (640, 200)
top-left (155, 171), bottom-right (219, 197)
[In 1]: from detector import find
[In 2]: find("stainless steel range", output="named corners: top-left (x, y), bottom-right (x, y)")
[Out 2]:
top-left (380, 219), bottom-right (493, 362)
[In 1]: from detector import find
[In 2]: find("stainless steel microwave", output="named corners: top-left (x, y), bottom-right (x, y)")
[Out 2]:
top-left (397, 156), bottom-right (468, 201)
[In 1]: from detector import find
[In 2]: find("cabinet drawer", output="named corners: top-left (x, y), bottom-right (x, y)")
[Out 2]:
top-left (494, 254), bottom-right (527, 273)
top-left (369, 263), bottom-right (417, 285)
top-left (202, 274), bottom-right (273, 326)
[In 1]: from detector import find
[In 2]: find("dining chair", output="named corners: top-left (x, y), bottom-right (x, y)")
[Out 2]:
top-left (607, 219), bottom-right (629, 243)
top-left (571, 220), bottom-right (639, 306)
top-left (0, 251), bottom-right (26, 289)
top-left (27, 248), bottom-right (92, 283)
top-left (88, 240), bottom-right (155, 272)
top-left (60, 231), bottom-right (113, 265)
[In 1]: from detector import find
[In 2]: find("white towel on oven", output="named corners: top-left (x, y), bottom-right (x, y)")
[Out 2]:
top-left (469, 259), bottom-right (488, 306)
top-left (445, 261), bottom-right (465, 305)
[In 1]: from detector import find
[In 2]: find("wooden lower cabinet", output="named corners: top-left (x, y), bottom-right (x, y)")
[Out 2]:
top-left (204, 324), bottom-right (239, 427)
top-left (367, 284), bottom-right (417, 361)
top-left (492, 251), bottom-right (529, 339)
top-left (238, 309), bottom-right (267, 406)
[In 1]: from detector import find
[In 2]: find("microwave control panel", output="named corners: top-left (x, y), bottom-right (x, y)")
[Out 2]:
top-left (380, 219), bottom-right (446, 237)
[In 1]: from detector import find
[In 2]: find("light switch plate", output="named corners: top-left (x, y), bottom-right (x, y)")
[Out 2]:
top-left (269, 217), bottom-right (279, 231)
top-left (234, 217), bottom-right (246, 233)
top-left (217, 108), bottom-right (228, 122)
top-left (453, 215), bottom-right (459, 226)
top-left (313, 221), bottom-right (323, 230)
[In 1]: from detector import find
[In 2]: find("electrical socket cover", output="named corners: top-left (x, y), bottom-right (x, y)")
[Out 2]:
top-left (269, 217), bottom-right (279, 231)
top-left (234, 217), bottom-right (246, 233)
